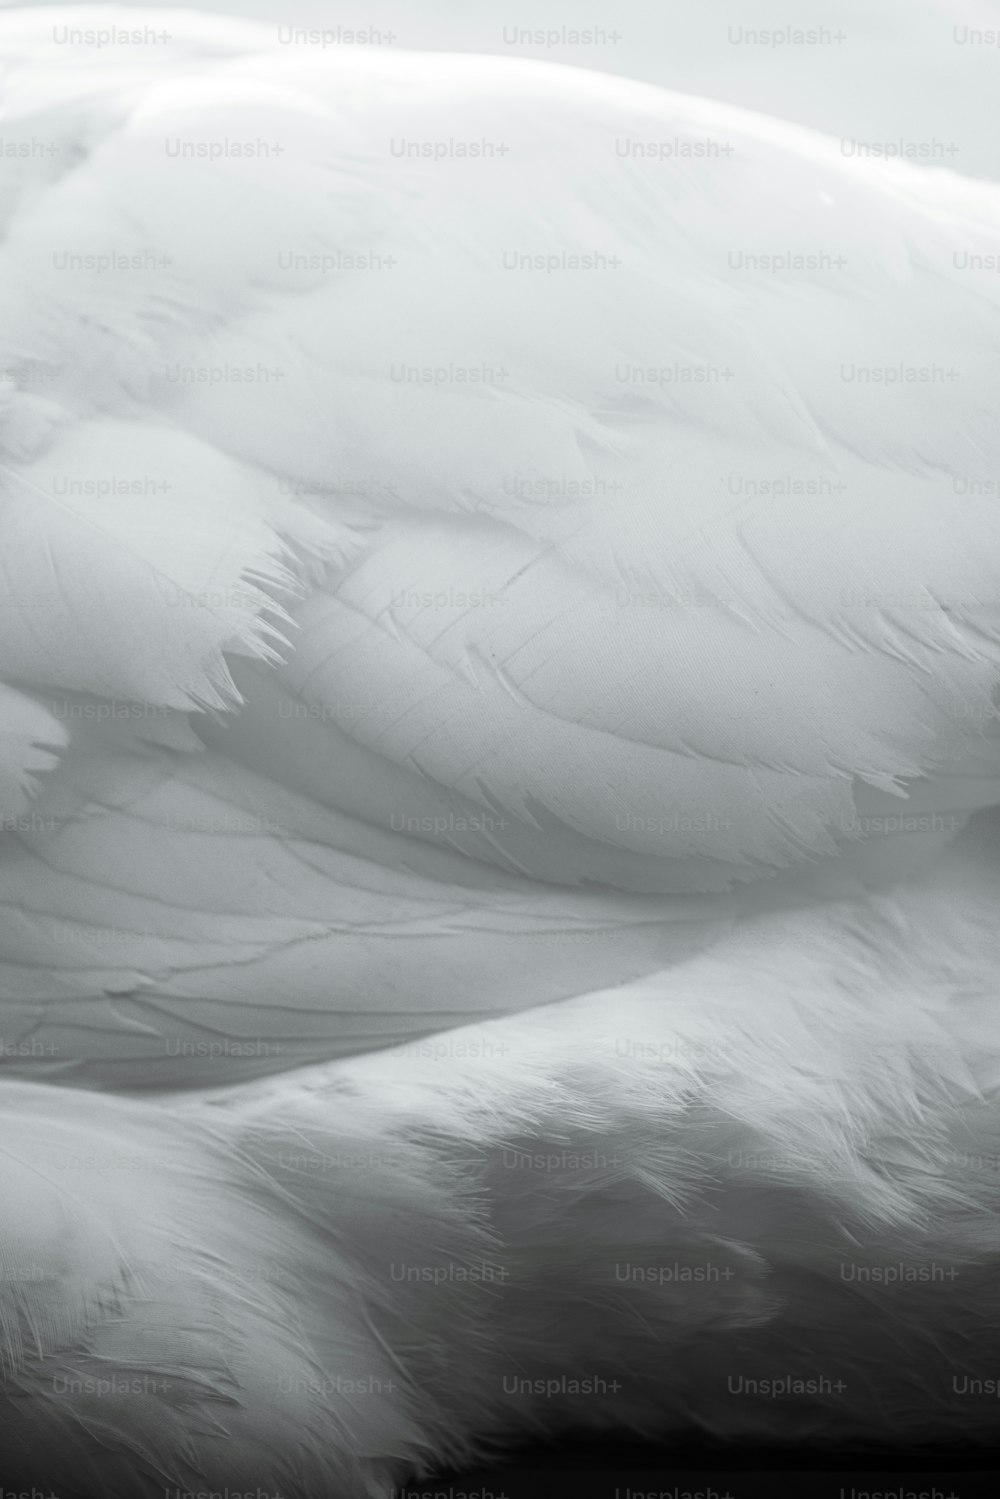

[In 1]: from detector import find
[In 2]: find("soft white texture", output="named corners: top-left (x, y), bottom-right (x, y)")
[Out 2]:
top-left (1, 8), bottom-right (1000, 1489)
top-left (2, 10), bottom-right (1000, 1076)
top-left (14, 0), bottom-right (1000, 182)
top-left (3, 811), bottom-right (1000, 1496)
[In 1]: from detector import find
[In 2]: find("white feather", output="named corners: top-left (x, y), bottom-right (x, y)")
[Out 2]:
top-left (2, 9), bottom-right (1000, 1490)
top-left (0, 683), bottom-right (67, 825)
top-left (3, 810), bottom-right (1000, 1496)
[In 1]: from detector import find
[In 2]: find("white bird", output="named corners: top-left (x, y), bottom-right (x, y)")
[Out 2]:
top-left (2, 8), bottom-right (1000, 1492)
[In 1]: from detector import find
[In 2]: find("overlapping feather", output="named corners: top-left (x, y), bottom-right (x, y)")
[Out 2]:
top-left (1, 13), bottom-right (1000, 1074)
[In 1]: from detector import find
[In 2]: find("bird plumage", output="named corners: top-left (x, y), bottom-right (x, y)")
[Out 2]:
top-left (2, 7), bottom-right (1000, 1491)
top-left (4, 809), bottom-right (1000, 1496)
top-left (4, 12), bottom-right (1000, 1071)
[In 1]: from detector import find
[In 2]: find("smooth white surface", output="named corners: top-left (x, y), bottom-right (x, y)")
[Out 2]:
top-left (8, 0), bottom-right (1000, 178)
